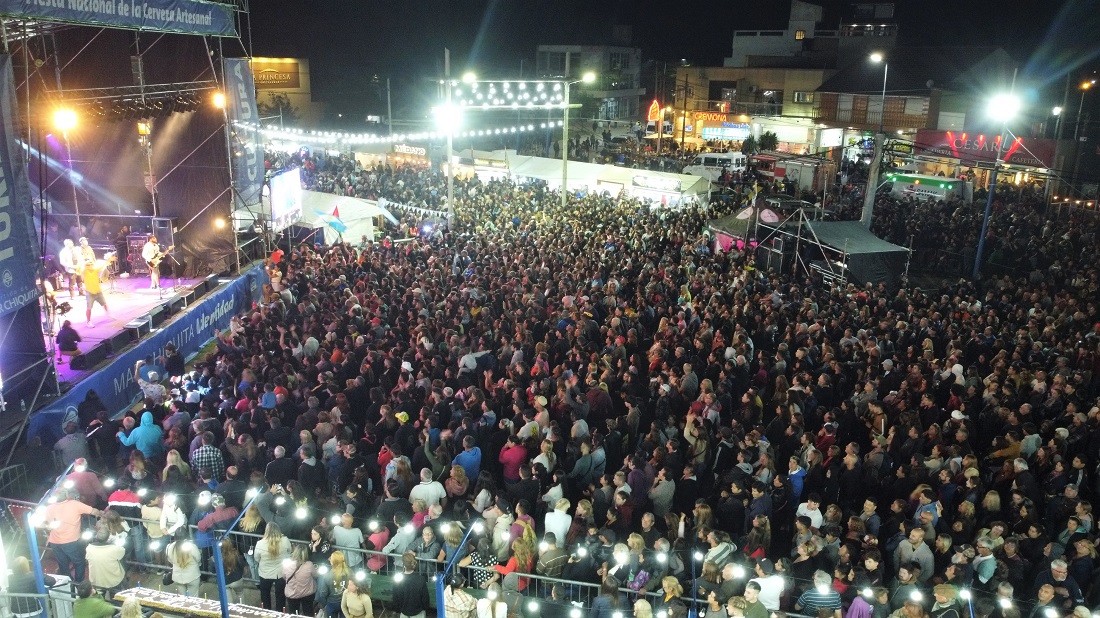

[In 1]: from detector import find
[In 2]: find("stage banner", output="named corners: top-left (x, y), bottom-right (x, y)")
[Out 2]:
top-left (222, 58), bottom-right (264, 211)
top-left (0, 0), bottom-right (236, 37)
top-left (0, 55), bottom-right (41, 317)
top-left (26, 264), bottom-right (269, 446)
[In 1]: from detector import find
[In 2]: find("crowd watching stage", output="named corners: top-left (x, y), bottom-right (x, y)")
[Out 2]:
top-left (24, 146), bottom-right (1100, 618)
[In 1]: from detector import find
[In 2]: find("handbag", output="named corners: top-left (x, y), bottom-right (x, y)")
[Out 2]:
top-left (162, 571), bottom-right (174, 586)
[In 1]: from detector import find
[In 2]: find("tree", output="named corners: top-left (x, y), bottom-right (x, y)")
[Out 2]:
top-left (759, 131), bottom-right (779, 152)
top-left (740, 135), bottom-right (757, 154)
top-left (256, 93), bottom-right (300, 127)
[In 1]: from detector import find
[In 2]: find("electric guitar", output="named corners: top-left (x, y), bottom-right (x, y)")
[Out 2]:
top-left (147, 245), bottom-right (175, 268)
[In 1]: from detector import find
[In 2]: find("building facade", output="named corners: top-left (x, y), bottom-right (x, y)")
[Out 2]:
top-left (726, 1), bottom-right (898, 69)
top-left (535, 45), bottom-right (646, 120)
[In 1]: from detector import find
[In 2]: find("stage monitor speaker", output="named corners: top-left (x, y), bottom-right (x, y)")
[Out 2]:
top-left (148, 305), bottom-right (167, 328)
top-left (107, 330), bottom-right (135, 356)
top-left (166, 295), bottom-right (186, 315)
top-left (71, 341), bottom-right (109, 370)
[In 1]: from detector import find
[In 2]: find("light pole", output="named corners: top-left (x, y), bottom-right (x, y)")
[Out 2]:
top-left (869, 53), bottom-right (888, 133)
top-left (53, 109), bottom-right (80, 234)
top-left (973, 90), bottom-right (1021, 280)
top-left (561, 71), bottom-right (596, 209)
top-left (1071, 79), bottom-right (1095, 190)
top-left (860, 53), bottom-right (888, 228)
top-left (213, 91), bottom-right (241, 274)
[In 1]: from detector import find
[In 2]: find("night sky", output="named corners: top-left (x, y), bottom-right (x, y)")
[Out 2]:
top-left (244, 0), bottom-right (1100, 117)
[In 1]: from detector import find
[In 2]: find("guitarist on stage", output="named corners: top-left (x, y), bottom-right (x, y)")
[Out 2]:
top-left (141, 235), bottom-right (163, 289)
top-left (58, 238), bottom-right (83, 298)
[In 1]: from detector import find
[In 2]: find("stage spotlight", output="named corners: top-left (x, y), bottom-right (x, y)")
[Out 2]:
top-left (53, 109), bottom-right (77, 132)
top-left (213, 92), bottom-right (226, 109)
top-left (214, 218), bottom-right (226, 229)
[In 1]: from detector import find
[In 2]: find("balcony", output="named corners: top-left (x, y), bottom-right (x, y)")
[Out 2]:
top-left (812, 107), bottom-right (928, 131)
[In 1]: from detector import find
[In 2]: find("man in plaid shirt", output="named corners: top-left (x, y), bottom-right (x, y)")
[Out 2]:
top-left (189, 432), bottom-right (225, 482)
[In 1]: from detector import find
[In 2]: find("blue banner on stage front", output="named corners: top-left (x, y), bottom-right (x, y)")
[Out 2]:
top-left (222, 58), bottom-right (264, 212)
top-left (0, 0), bottom-right (236, 37)
top-left (0, 55), bottom-right (42, 317)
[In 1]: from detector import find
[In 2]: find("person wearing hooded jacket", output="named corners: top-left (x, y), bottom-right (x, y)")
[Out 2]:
top-left (116, 411), bottom-right (164, 460)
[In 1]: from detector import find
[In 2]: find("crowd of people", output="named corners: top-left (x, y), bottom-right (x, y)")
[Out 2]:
top-left (18, 146), bottom-right (1100, 618)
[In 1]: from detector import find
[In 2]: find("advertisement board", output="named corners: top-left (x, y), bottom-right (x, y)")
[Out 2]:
top-left (251, 58), bottom-right (302, 90)
top-left (223, 58), bottom-right (264, 210)
top-left (0, 55), bottom-right (41, 316)
top-left (914, 130), bottom-right (1055, 168)
top-left (0, 0), bottom-right (236, 36)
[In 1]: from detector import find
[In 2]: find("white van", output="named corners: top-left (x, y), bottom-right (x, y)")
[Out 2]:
top-left (682, 152), bottom-right (747, 182)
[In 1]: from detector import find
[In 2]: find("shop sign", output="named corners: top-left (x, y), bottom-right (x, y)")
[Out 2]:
top-left (474, 158), bottom-right (508, 169)
top-left (251, 58), bottom-right (302, 90)
top-left (915, 130), bottom-right (1055, 168)
top-left (393, 144), bottom-right (427, 156)
top-left (693, 111), bottom-right (729, 122)
top-left (647, 100), bottom-right (661, 122)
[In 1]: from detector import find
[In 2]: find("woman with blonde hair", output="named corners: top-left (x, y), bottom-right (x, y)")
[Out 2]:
top-left (634, 599), bottom-right (654, 618)
top-left (255, 522), bottom-right (291, 610)
top-left (316, 550), bottom-right (352, 618)
top-left (487, 538), bottom-right (534, 591)
top-left (119, 597), bottom-right (143, 618)
top-left (162, 450), bottom-right (190, 481)
top-left (533, 440), bottom-right (557, 474)
top-left (657, 576), bottom-right (684, 614)
top-left (283, 544), bottom-right (316, 616)
top-left (445, 463), bottom-right (470, 499)
top-left (340, 578), bottom-right (373, 618)
top-left (165, 535), bottom-right (201, 596)
top-left (930, 585), bottom-right (959, 618)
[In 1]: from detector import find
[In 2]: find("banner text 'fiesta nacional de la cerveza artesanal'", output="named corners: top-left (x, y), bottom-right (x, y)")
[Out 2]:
top-left (0, 0), bottom-right (236, 37)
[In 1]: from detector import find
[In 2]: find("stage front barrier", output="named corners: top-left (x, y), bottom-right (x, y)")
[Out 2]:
top-left (25, 264), bottom-right (270, 447)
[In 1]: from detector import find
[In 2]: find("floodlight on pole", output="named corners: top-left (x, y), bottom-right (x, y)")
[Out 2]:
top-left (462, 72), bottom-right (477, 84)
top-left (973, 75), bottom-right (1020, 280)
top-left (987, 93), bottom-right (1021, 122)
top-left (561, 71), bottom-right (596, 209)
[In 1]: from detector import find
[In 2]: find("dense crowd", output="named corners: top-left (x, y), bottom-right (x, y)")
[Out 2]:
top-left (19, 147), bottom-right (1100, 618)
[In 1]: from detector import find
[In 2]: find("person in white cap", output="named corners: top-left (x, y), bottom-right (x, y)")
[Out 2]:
top-left (134, 360), bottom-right (168, 404)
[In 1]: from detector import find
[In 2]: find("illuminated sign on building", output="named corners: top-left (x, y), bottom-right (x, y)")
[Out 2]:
top-left (393, 144), bottom-right (427, 156)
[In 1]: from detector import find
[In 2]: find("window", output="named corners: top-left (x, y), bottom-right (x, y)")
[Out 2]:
top-left (793, 91), bottom-right (815, 103)
top-left (794, 29), bottom-right (806, 40)
top-left (720, 87), bottom-right (737, 102)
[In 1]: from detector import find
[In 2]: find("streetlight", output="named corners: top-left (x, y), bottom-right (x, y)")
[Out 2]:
top-left (1072, 79), bottom-right (1096, 189)
top-left (53, 109), bottom-right (82, 234)
top-left (869, 53), bottom-right (888, 133)
top-left (973, 89), bottom-right (1020, 280)
top-left (860, 53), bottom-right (888, 228)
top-left (561, 70), bottom-right (596, 209)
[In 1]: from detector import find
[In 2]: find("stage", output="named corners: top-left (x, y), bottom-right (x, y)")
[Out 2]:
top-left (48, 273), bottom-right (204, 385)
top-left (4, 263), bottom-right (271, 455)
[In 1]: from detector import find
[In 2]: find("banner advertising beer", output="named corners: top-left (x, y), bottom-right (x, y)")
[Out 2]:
top-left (0, 55), bottom-right (42, 316)
top-left (222, 58), bottom-right (264, 210)
top-left (0, 0), bottom-right (236, 37)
